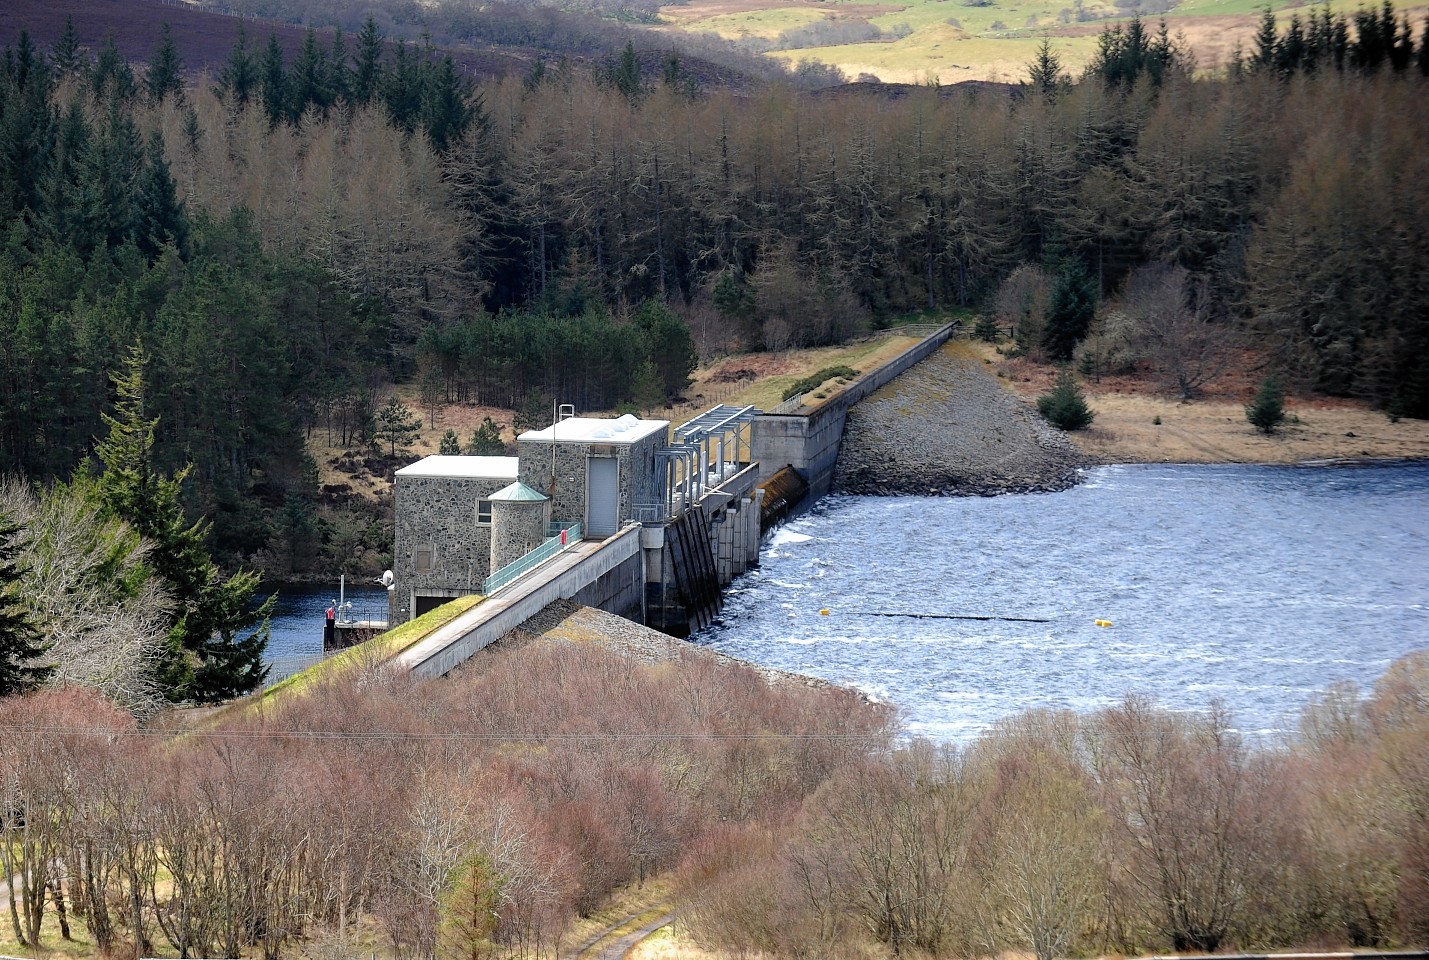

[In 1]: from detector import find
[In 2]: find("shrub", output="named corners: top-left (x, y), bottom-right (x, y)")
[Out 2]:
top-left (1037, 369), bottom-right (1095, 430)
top-left (974, 314), bottom-right (1002, 342)
top-left (782, 366), bottom-right (859, 401)
top-left (1246, 377), bottom-right (1286, 434)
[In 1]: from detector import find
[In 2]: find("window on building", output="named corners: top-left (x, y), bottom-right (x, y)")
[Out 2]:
top-left (415, 543), bottom-right (434, 573)
top-left (476, 499), bottom-right (493, 525)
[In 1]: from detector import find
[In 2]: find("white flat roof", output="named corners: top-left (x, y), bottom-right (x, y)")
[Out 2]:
top-left (395, 455), bottom-right (519, 480)
top-left (519, 414), bottom-right (669, 445)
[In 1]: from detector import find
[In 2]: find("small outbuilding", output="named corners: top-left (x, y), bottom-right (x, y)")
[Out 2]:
top-left (391, 455), bottom-right (519, 621)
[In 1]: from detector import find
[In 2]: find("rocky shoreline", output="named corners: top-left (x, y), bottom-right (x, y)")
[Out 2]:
top-left (834, 342), bottom-right (1087, 497)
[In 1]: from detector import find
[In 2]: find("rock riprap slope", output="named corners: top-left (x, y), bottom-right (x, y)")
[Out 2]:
top-left (834, 341), bottom-right (1085, 496)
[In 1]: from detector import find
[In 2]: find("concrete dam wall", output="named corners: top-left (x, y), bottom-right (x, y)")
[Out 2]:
top-left (751, 325), bottom-right (957, 506)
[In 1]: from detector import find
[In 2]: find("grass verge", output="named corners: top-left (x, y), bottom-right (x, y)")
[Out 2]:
top-left (266, 595), bottom-right (485, 698)
top-left (191, 596), bottom-right (486, 729)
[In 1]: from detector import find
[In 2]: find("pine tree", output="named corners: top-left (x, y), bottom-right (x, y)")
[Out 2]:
top-left (0, 513), bottom-right (48, 697)
top-left (1250, 7), bottom-right (1279, 71)
top-left (374, 397), bottom-right (422, 456)
top-left (81, 95), bottom-right (144, 253)
top-left (327, 26), bottom-right (352, 104)
top-left (134, 130), bottom-right (188, 259)
top-left (1277, 15), bottom-right (1306, 73)
top-left (611, 40), bottom-right (642, 101)
top-left (634, 300), bottom-right (697, 400)
top-left (36, 97), bottom-right (89, 246)
top-left (146, 23), bottom-right (184, 106)
top-left (1037, 368), bottom-right (1095, 431)
top-left (353, 15), bottom-right (384, 106)
top-left (466, 417), bottom-right (505, 455)
top-left (219, 23), bottom-right (258, 106)
top-left (89, 34), bottom-right (136, 101)
top-left (50, 16), bottom-right (83, 77)
top-left (1042, 263), bottom-right (1098, 362)
top-left (439, 428), bottom-right (461, 455)
top-left (96, 344), bottom-right (272, 702)
top-left (260, 32), bottom-right (288, 126)
top-left (382, 40), bottom-right (423, 134)
top-left (0, 32), bottom-right (56, 224)
top-left (1246, 377), bottom-right (1286, 434)
top-left (289, 27), bottom-right (331, 119)
top-left (1024, 37), bottom-right (1068, 98)
top-left (422, 56), bottom-right (469, 151)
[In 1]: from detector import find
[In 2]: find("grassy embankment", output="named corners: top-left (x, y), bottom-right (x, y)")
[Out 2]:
top-left (660, 0), bottom-right (1429, 83)
top-left (194, 595), bottom-right (486, 729)
top-left (972, 339), bottom-right (1429, 464)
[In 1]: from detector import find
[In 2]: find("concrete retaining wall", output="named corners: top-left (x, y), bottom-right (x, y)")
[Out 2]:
top-left (751, 324), bottom-right (956, 503)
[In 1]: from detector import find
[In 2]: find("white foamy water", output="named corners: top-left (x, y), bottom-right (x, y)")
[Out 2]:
top-left (695, 462), bottom-right (1429, 741)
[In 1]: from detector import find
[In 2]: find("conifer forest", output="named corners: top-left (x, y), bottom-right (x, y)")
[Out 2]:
top-left (0, 8), bottom-right (1423, 545)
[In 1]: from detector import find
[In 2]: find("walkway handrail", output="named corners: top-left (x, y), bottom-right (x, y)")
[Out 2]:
top-left (768, 393), bottom-right (806, 414)
top-left (483, 522), bottom-right (583, 595)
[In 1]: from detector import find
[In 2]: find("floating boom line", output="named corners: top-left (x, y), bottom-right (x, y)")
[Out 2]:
top-left (852, 611), bottom-right (1054, 623)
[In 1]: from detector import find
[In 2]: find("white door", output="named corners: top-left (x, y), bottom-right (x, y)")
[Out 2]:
top-left (587, 457), bottom-right (619, 538)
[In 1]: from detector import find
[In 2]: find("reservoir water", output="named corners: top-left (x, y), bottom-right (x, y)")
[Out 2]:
top-left (263, 582), bottom-right (390, 678)
top-left (694, 461), bottom-right (1429, 742)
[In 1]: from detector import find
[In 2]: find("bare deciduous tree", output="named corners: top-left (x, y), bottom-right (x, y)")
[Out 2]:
top-left (971, 711), bottom-right (1104, 960)
top-left (1122, 261), bottom-right (1235, 398)
top-left (995, 263), bottom-right (1053, 356)
top-left (0, 480), bottom-right (171, 719)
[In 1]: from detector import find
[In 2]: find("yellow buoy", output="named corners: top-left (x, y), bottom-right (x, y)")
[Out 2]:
top-left (1095, 619), bottom-right (1113, 627)
top-left (819, 608), bottom-right (830, 616)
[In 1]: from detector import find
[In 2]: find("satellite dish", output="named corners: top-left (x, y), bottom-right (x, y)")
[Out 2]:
top-left (381, 570), bottom-right (394, 587)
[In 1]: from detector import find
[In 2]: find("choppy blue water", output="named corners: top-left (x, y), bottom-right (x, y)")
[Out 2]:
top-left (695, 462), bottom-right (1429, 742)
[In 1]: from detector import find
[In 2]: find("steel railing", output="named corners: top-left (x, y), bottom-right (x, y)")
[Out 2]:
top-left (263, 651), bottom-right (339, 687)
top-left (768, 393), bottom-right (806, 414)
top-left (482, 522), bottom-right (582, 595)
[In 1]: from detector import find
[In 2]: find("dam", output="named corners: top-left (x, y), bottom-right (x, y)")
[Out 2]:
top-left (372, 324), bottom-right (965, 677)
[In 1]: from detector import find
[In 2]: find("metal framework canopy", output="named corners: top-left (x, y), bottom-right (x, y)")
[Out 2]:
top-left (674, 405), bottom-right (760, 445)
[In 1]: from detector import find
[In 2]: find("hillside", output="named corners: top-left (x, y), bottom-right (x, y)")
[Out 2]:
top-left (657, 0), bottom-right (1429, 82)
top-left (0, 0), bottom-right (765, 87)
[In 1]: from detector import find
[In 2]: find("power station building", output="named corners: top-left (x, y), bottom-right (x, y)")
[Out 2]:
top-left (390, 408), bottom-right (763, 633)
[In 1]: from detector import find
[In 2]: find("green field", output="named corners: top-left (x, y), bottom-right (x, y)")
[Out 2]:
top-left (695, 6), bottom-right (829, 37)
top-left (664, 0), bottom-right (1429, 82)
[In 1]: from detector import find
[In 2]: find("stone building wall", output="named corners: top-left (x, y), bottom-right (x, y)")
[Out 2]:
top-left (392, 475), bottom-right (513, 623)
top-left (517, 442), bottom-right (587, 526)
